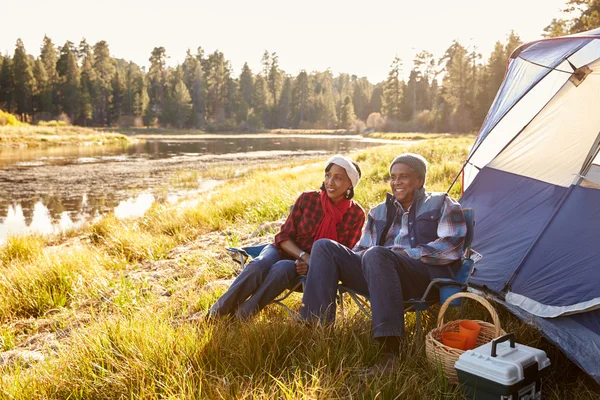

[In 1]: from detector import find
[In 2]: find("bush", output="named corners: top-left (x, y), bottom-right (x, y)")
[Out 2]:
top-left (0, 110), bottom-right (27, 126)
top-left (38, 120), bottom-right (69, 127)
top-left (204, 118), bottom-right (239, 133)
top-left (56, 113), bottom-right (72, 125)
top-left (115, 115), bottom-right (144, 128)
top-left (366, 112), bottom-right (386, 131)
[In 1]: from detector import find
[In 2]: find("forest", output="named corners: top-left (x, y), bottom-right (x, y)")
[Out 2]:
top-left (0, 0), bottom-right (597, 133)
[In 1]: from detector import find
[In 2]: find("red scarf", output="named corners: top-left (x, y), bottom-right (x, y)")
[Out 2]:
top-left (314, 190), bottom-right (351, 242)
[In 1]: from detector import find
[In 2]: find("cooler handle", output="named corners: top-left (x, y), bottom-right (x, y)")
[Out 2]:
top-left (491, 333), bottom-right (515, 357)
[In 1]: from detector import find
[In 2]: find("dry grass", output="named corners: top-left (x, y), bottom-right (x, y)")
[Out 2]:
top-left (0, 137), bottom-right (598, 398)
top-left (0, 125), bottom-right (131, 148)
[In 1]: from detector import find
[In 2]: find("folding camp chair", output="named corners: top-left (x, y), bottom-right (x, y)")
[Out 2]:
top-left (226, 244), bottom-right (306, 317)
top-left (337, 208), bottom-right (475, 332)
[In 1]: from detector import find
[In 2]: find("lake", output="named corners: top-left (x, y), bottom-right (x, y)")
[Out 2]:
top-left (0, 135), bottom-right (391, 242)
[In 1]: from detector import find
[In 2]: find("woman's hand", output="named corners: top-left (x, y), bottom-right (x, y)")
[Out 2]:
top-left (296, 253), bottom-right (310, 275)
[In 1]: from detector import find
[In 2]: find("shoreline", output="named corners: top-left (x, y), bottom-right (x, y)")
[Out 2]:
top-left (0, 126), bottom-right (134, 148)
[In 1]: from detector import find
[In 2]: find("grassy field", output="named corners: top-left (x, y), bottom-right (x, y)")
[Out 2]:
top-left (0, 126), bottom-right (131, 148)
top-left (0, 136), bottom-right (598, 399)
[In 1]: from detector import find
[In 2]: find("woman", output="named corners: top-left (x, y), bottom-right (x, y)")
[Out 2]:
top-left (209, 155), bottom-right (366, 319)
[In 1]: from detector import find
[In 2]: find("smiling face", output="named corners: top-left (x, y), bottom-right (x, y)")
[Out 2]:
top-left (389, 162), bottom-right (424, 209)
top-left (323, 164), bottom-right (353, 204)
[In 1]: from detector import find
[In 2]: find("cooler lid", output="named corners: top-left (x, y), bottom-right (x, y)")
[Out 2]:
top-left (455, 333), bottom-right (551, 385)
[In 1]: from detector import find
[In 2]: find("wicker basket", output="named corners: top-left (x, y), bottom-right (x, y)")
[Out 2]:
top-left (425, 292), bottom-right (506, 384)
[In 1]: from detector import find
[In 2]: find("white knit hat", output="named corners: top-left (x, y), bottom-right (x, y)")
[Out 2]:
top-left (326, 155), bottom-right (360, 188)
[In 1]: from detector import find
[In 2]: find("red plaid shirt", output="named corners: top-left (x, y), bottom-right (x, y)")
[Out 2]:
top-left (274, 191), bottom-right (365, 259)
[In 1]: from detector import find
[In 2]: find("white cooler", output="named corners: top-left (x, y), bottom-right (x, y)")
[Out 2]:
top-left (454, 333), bottom-right (550, 400)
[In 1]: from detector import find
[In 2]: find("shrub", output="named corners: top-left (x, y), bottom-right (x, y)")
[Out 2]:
top-left (38, 120), bottom-right (69, 127)
top-left (0, 110), bottom-right (27, 126)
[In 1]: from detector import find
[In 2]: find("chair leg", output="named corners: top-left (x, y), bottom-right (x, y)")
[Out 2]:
top-left (414, 310), bottom-right (422, 344)
top-left (271, 281), bottom-right (304, 320)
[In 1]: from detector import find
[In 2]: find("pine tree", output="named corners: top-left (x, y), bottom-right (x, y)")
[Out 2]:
top-left (0, 56), bottom-right (15, 113)
top-left (12, 39), bottom-right (36, 120)
top-left (78, 39), bottom-right (92, 65)
top-left (133, 75), bottom-right (149, 118)
top-left (290, 70), bottom-right (310, 128)
top-left (543, 18), bottom-right (570, 37)
top-left (33, 59), bottom-right (50, 116)
top-left (182, 49), bottom-right (205, 127)
top-left (352, 76), bottom-right (373, 121)
top-left (39, 35), bottom-right (59, 115)
top-left (170, 79), bottom-right (192, 128)
top-left (56, 41), bottom-right (80, 123)
top-left (439, 41), bottom-right (481, 132)
top-left (566, 0), bottom-right (600, 33)
top-left (239, 62), bottom-right (254, 108)
top-left (78, 46), bottom-right (96, 126)
top-left (504, 31), bottom-right (523, 60)
top-left (382, 56), bottom-right (403, 121)
top-left (339, 95), bottom-right (356, 129)
top-left (546, 1), bottom-right (600, 35)
top-left (267, 52), bottom-right (282, 109)
top-left (204, 50), bottom-right (230, 122)
top-left (413, 50), bottom-right (436, 111)
top-left (111, 67), bottom-right (126, 122)
top-left (276, 77), bottom-right (292, 128)
top-left (147, 47), bottom-right (167, 120)
top-left (313, 70), bottom-right (337, 128)
top-left (369, 84), bottom-right (383, 114)
top-left (474, 41), bottom-right (506, 125)
top-left (253, 74), bottom-right (268, 126)
top-left (93, 41), bottom-right (116, 126)
top-left (334, 73), bottom-right (353, 122)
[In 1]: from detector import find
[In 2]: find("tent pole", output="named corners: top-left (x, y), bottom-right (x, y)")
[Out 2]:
top-left (574, 130), bottom-right (600, 186)
top-left (446, 162), bottom-right (467, 194)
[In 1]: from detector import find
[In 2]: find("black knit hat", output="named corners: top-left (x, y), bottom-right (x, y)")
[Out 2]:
top-left (389, 153), bottom-right (428, 183)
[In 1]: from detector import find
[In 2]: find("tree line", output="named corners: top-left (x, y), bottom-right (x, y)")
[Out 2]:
top-left (0, 1), bottom-right (596, 133)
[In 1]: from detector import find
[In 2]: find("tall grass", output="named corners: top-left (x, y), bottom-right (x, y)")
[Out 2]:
top-left (0, 247), bottom-right (111, 321)
top-left (0, 125), bottom-right (131, 147)
top-left (0, 235), bottom-right (44, 267)
top-left (0, 137), bottom-right (598, 399)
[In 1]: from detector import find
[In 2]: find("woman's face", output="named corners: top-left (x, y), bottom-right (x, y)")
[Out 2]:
top-left (323, 164), bottom-right (352, 203)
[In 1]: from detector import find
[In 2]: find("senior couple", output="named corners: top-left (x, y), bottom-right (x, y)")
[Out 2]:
top-left (210, 152), bottom-right (467, 366)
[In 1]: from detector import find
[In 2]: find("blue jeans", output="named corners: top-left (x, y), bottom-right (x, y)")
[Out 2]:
top-left (209, 244), bottom-right (298, 319)
top-left (300, 239), bottom-right (432, 338)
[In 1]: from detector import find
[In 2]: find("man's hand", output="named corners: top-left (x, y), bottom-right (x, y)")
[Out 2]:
top-left (395, 249), bottom-right (408, 257)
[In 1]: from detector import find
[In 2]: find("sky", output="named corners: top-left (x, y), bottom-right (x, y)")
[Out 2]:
top-left (1, 0), bottom-right (570, 83)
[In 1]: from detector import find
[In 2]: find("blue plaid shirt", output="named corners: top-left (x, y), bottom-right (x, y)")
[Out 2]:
top-left (354, 194), bottom-right (466, 265)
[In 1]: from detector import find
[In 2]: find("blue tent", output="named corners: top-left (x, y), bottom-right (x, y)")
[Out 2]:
top-left (458, 28), bottom-right (600, 383)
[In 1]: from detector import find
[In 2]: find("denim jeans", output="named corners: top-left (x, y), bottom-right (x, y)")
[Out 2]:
top-left (209, 244), bottom-right (298, 319)
top-left (300, 239), bottom-right (366, 323)
top-left (300, 239), bottom-right (432, 338)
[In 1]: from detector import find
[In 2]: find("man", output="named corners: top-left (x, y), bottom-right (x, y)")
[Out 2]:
top-left (300, 153), bottom-right (466, 367)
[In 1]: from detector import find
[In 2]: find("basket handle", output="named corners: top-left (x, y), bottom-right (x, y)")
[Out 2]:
top-left (436, 292), bottom-right (503, 337)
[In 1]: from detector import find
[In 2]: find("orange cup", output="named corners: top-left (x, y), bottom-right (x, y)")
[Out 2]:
top-left (442, 332), bottom-right (467, 350)
top-left (459, 320), bottom-right (481, 350)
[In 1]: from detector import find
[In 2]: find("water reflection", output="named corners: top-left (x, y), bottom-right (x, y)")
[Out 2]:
top-left (1, 135), bottom-right (386, 242)
top-left (0, 202), bottom-right (87, 241)
top-left (0, 193), bottom-right (157, 243)
top-left (114, 193), bottom-right (155, 219)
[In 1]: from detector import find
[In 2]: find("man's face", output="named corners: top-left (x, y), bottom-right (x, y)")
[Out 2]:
top-left (389, 163), bottom-right (424, 205)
